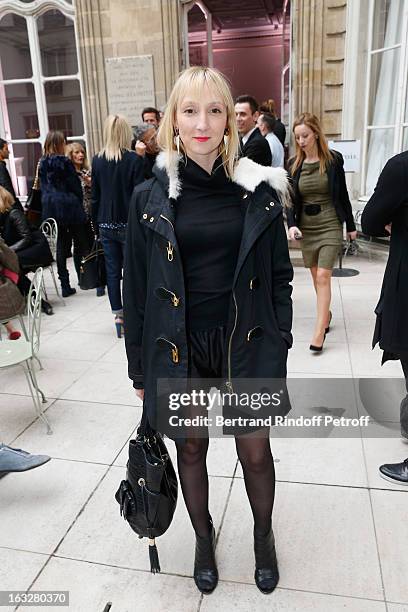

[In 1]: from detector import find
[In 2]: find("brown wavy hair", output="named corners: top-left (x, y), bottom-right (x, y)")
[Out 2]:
top-left (43, 130), bottom-right (66, 156)
top-left (290, 113), bottom-right (333, 176)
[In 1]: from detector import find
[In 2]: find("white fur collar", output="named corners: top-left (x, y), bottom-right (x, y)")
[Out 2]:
top-left (155, 151), bottom-right (290, 207)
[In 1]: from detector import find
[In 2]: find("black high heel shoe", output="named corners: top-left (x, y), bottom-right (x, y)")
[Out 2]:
top-left (309, 332), bottom-right (326, 352)
top-left (193, 518), bottom-right (218, 594)
top-left (325, 311), bottom-right (333, 334)
top-left (254, 527), bottom-right (279, 594)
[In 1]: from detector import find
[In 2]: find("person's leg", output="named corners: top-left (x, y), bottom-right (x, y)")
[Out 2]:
top-left (235, 429), bottom-right (279, 593)
top-left (99, 228), bottom-right (123, 316)
top-left (56, 225), bottom-right (75, 294)
top-left (310, 265), bottom-right (318, 293)
top-left (72, 224), bottom-right (91, 283)
top-left (400, 359), bottom-right (408, 438)
top-left (235, 430), bottom-right (275, 535)
top-left (310, 266), bottom-right (332, 348)
top-left (175, 437), bottom-right (210, 537)
top-left (3, 321), bottom-right (21, 340)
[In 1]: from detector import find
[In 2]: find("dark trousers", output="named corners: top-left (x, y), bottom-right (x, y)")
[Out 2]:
top-left (56, 223), bottom-right (89, 287)
top-left (99, 226), bottom-right (126, 315)
top-left (401, 359), bottom-right (408, 392)
top-left (401, 359), bottom-right (408, 437)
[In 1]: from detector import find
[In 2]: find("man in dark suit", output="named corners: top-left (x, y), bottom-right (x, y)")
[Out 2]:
top-left (235, 95), bottom-right (272, 166)
top-left (0, 138), bottom-right (22, 210)
top-left (361, 150), bottom-right (408, 485)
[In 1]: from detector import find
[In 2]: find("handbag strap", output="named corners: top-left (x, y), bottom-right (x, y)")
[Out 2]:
top-left (32, 159), bottom-right (41, 190)
top-left (138, 403), bottom-right (155, 438)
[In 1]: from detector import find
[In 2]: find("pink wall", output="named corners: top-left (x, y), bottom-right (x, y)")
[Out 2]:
top-left (189, 32), bottom-right (283, 115)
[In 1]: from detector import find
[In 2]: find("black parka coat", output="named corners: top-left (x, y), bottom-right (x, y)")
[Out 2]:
top-left (124, 152), bottom-right (293, 430)
top-left (361, 151), bottom-right (408, 361)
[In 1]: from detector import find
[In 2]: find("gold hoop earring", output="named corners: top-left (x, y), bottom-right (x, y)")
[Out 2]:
top-left (174, 129), bottom-right (180, 155)
top-left (223, 134), bottom-right (229, 155)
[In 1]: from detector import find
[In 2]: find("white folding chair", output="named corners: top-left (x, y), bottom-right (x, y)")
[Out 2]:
top-left (40, 217), bottom-right (65, 305)
top-left (0, 268), bottom-right (52, 434)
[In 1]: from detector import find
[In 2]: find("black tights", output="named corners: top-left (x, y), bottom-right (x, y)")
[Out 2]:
top-left (176, 431), bottom-right (275, 537)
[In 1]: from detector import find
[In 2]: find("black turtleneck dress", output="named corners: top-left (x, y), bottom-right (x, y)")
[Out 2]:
top-left (174, 157), bottom-right (244, 334)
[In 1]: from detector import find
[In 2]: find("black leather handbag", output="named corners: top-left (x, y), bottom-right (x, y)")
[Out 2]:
top-left (115, 411), bottom-right (178, 573)
top-left (79, 237), bottom-right (106, 290)
top-left (25, 160), bottom-right (42, 228)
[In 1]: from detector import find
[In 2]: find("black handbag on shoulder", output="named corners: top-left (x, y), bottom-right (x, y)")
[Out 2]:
top-left (115, 410), bottom-right (178, 573)
top-left (79, 236), bottom-right (106, 290)
top-left (25, 160), bottom-right (42, 228)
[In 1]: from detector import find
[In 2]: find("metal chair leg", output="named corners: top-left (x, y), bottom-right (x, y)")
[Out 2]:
top-left (23, 362), bottom-right (52, 434)
top-left (33, 355), bottom-right (44, 371)
top-left (41, 276), bottom-right (49, 302)
top-left (27, 360), bottom-right (47, 404)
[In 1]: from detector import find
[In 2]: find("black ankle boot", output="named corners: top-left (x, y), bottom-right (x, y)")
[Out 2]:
top-left (254, 527), bottom-right (279, 594)
top-left (61, 285), bottom-right (76, 298)
top-left (41, 299), bottom-right (54, 316)
top-left (193, 519), bottom-right (218, 594)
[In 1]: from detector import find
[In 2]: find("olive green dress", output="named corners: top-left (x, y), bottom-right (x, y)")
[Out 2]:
top-left (298, 161), bottom-right (342, 269)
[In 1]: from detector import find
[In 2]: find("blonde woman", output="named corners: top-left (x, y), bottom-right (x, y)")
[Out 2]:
top-left (124, 67), bottom-right (293, 595)
top-left (287, 113), bottom-right (357, 351)
top-left (91, 115), bottom-right (144, 337)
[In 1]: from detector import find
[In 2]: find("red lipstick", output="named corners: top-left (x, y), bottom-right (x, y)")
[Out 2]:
top-left (194, 137), bottom-right (210, 142)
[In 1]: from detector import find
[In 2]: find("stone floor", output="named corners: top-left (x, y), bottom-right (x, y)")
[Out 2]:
top-left (1, 244), bottom-right (407, 612)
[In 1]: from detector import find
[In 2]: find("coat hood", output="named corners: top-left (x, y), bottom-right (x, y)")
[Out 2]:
top-left (153, 151), bottom-right (291, 208)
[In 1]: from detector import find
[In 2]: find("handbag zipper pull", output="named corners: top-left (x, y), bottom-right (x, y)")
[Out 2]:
top-left (166, 242), bottom-right (174, 262)
top-left (172, 346), bottom-right (179, 363)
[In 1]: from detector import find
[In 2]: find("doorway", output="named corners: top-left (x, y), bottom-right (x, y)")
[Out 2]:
top-left (181, 0), bottom-right (291, 131)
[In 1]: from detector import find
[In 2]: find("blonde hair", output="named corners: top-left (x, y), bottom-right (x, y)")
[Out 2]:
top-left (99, 115), bottom-right (133, 161)
top-left (66, 142), bottom-right (90, 170)
top-left (290, 113), bottom-right (333, 176)
top-left (0, 185), bottom-right (14, 213)
top-left (157, 66), bottom-right (240, 178)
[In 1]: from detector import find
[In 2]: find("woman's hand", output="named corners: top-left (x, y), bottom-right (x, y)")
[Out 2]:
top-left (347, 231), bottom-right (357, 241)
top-left (385, 223), bottom-right (392, 235)
top-left (83, 175), bottom-right (92, 187)
top-left (135, 140), bottom-right (146, 157)
top-left (135, 389), bottom-right (144, 401)
top-left (288, 226), bottom-right (302, 241)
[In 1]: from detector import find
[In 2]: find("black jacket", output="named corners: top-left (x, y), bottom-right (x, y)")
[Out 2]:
top-left (123, 152), bottom-right (293, 431)
top-left (0, 161), bottom-right (22, 210)
top-left (240, 128), bottom-right (272, 167)
top-left (287, 151), bottom-right (356, 232)
top-left (361, 151), bottom-right (408, 359)
top-left (273, 119), bottom-right (286, 146)
top-left (40, 155), bottom-right (86, 225)
top-left (0, 206), bottom-right (32, 251)
top-left (91, 150), bottom-right (145, 225)
top-left (0, 206), bottom-right (53, 269)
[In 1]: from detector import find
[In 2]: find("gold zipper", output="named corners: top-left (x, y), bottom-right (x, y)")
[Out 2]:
top-left (160, 214), bottom-right (175, 261)
top-left (226, 291), bottom-right (238, 393)
top-left (157, 337), bottom-right (179, 364)
top-left (166, 243), bottom-right (174, 262)
top-left (158, 287), bottom-right (180, 307)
